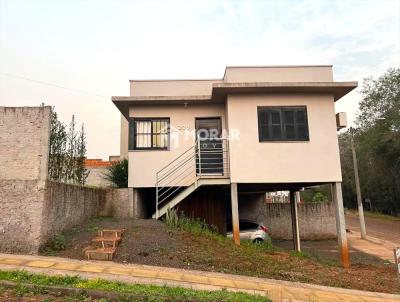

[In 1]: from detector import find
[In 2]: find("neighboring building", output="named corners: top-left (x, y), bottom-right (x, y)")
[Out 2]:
top-left (112, 65), bottom-right (357, 266)
top-left (85, 157), bottom-right (118, 187)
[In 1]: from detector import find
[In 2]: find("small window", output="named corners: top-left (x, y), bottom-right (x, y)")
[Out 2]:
top-left (258, 106), bottom-right (309, 141)
top-left (129, 118), bottom-right (169, 150)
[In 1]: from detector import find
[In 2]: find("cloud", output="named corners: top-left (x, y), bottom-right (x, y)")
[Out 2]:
top-left (0, 0), bottom-right (399, 158)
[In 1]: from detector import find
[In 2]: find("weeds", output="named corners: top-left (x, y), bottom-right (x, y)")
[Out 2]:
top-left (165, 208), bottom-right (219, 238)
top-left (0, 269), bottom-right (271, 302)
top-left (289, 250), bottom-right (310, 258)
top-left (50, 234), bottom-right (66, 251)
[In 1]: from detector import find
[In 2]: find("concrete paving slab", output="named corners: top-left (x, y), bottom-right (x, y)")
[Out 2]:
top-left (0, 253), bottom-right (398, 302)
top-left (25, 260), bottom-right (56, 268)
top-left (75, 264), bottom-right (106, 273)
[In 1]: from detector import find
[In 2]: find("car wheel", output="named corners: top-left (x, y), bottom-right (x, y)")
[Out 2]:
top-left (253, 238), bottom-right (263, 244)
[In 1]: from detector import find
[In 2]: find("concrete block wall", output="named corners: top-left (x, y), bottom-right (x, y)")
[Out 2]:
top-left (239, 194), bottom-right (336, 240)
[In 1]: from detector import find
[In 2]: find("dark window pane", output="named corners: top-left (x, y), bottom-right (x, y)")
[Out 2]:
top-left (259, 111), bottom-right (268, 125)
top-left (239, 221), bottom-right (258, 230)
top-left (271, 125), bottom-right (282, 139)
top-left (285, 124), bottom-right (296, 139)
top-left (296, 110), bottom-right (306, 124)
top-left (297, 125), bottom-right (307, 139)
top-left (271, 111), bottom-right (281, 124)
top-left (258, 106), bottom-right (308, 142)
top-left (133, 118), bottom-right (169, 149)
top-left (284, 110), bottom-right (295, 124)
top-left (259, 125), bottom-right (268, 140)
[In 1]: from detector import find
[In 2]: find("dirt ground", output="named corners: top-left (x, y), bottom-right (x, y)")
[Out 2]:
top-left (273, 239), bottom-right (391, 266)
top-left (346, 213), bottom-right (400, 244)
top-left (41, 217), bottom-right (400, 295)
top-left (0, 288), bottom-right (94, 302)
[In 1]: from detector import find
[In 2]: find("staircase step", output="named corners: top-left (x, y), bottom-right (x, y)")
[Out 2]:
top-left (91, 236), bottom-right (121, 248)
top-left (83, 246), bottom-right (116, 261)
top-left (98, 229), bottom-right (125, 237)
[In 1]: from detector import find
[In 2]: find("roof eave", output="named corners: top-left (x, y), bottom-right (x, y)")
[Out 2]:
top-left (111, 81), bottom-right (358, 117)
top-left (212, 81), bottom-right (358, 101)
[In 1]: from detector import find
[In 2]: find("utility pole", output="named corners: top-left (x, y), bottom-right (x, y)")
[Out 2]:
top-left (350, 127), bottom-right (367, 239)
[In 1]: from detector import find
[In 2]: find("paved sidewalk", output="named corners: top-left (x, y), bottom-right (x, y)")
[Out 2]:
top-left (348, 231), bottom-right (398, 263)
top-left (0, 253), bottom-right (399, 302)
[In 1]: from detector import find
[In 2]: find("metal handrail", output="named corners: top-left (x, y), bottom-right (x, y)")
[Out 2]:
top-left (155, 138), bottom-right (230, 219)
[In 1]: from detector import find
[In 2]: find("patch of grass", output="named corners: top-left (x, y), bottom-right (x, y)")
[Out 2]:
top-left (346, 209), bottom-right (400, 221)
top-left (289, 250), bottom-right (310, 259)
top-left (41, 234), bottom-right (68, 255)
top-left (0, 270), bottom-right (271, 302)
top-left (86, 216), bottom-right (118, 234)
top-left (50, 234), bottom-right (66, 251)
top-left (165, 209), bottom-right (219, 237)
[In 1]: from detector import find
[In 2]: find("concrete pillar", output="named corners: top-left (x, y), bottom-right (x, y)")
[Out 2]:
top-left (131, 188), bottom-right (147, 219)
top-left (290, 190), bottom-right (301, 252)
top-left (230, 183), bottom-right (240, 245)
top-left (128, 188), bottom-right (134, 218)
top-left (332, 182), bottom-right (350, 268)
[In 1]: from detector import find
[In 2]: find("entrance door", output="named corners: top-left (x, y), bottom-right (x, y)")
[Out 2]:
top-left (195, 118), bottom-right (223, 175)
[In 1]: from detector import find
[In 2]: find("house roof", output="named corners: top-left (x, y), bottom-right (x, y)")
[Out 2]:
top-left (112, 66), bottom-right (358, 118)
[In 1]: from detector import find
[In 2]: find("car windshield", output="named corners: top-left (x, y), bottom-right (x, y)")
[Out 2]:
top-left (226, 221), bottom-right (259, 232)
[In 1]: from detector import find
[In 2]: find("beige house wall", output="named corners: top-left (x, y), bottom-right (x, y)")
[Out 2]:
top-left (128, 103), bottom-right (226, 188)
top-left (224, 66), bottom-right (333, 83)
top-left (130, 80), bottom-right (220, 97)
top-left (120, 114), bottom-right (129, 159)
top-left (226, 93), bottom-right (342, 184)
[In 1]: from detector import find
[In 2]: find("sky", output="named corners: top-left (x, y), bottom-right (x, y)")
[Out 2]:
top-left (0, 0), bottom-right (399, 159)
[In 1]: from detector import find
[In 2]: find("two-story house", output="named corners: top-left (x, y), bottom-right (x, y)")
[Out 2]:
top-left (112, 65), bottom-right (357, 267)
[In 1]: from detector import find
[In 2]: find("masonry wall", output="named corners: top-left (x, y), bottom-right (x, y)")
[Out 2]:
top-left (0, 106), bottom-right (125, 254)
top-left (86, 167), bottom-right (110, 187)
top-left (239, 194), bottom-right (336, 240)
top-left (0, 107), bottom-right (50, 181)
top-left (40, 182), bottom-right (108, 243)
top-left (0, 107), bottom-right (50, 253)
top-left (103, 188), bottom-right (131, 218)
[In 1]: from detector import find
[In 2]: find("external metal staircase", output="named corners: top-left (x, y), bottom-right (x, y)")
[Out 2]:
top-left (153, 138), bottom-right (230, 219)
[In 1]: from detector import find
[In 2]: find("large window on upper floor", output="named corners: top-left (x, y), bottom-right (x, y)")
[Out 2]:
top-left (129, 118), bottom-right (170, 150)
top-left (257, 106), bottom-right (309, 141)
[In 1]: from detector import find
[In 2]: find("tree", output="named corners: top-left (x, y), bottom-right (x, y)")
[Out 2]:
top-left (76, 124), bottom-right (89, 185)
top-left (48, 109), bottom-right (67, 182)
top-left (339, 68), bottom-right (400, 215)
top-left (48, 107), bottom-right (88, 185)
top-left (103, 159), bottom-right (128, 188)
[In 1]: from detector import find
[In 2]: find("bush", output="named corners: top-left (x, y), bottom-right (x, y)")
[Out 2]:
top-left (312, 192), bottom-right (328, 203)
top-left (49, 234), bottom-right (66, 251)
top-left (103, 159), bottom-right (128, 188)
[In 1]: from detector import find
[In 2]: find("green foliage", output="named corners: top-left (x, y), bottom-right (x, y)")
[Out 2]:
top-left (312, 192), bottom-right (328, 203)
top-left (339, 67), bottom-right (400, 215)
top-left (48, 107), bottom-right (88, 185)
top-left (102, 159), bottom-right (128, 188)
top-left (0, 270), bottom-right (271, 302)
top-left (49, 234), bottom-right (66, 251)
top-left (165, 208), bottom-right (218, 237)
top-left (289, 250), bottom-right (310, 259)
top-left (301, 185), bottom-right (331, 203)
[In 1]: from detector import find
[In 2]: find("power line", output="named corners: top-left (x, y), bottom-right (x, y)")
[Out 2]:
top-left (0, 71), bottom-right (109, 99)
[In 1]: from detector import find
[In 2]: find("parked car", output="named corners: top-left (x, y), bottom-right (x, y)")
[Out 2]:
top-left (226, 220), bottom-right (271, 243)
